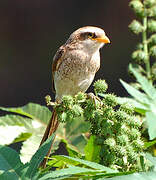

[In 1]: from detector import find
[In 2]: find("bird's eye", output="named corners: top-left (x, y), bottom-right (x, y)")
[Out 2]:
top-left (87, 32), bottom-right (97, 39)
top-left (88, 32), bottom-right (93, 38)
top-left (79, 32), bottom-right (97, 40)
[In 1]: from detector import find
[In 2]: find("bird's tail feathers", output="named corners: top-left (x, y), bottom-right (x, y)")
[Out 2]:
top-left (39, 109), bottom-right (59, 168)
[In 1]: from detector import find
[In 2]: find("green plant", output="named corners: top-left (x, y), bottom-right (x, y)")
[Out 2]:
top-left (120, 0), bottom-right (156, 143)
top-left (0, 134), bottom-right (55, 180)
top-left (0, 136), bottom-right (138, 180)
top-left (49, 80), bottom-right (146, 172)
top-left (0, 103), bottom-right (89, 164)
top-left (129, 0), bottom-right (156, 82)
top-left (119, 65), bottom-right (156, 141)
top-left (119, 0), bottom-right (156, 171)
top-left (0, 136), bottom-right (156, 179)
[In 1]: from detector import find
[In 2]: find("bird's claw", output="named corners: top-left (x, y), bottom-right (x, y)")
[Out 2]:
top-left (87, 93), bottom-right (103, 107)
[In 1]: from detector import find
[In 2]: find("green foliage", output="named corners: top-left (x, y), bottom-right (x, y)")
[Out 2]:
top-left (93, 79), bottom-right (108, 95)
top-left (132, 50), bottom-right (146, 63)
top-left (0, 102), bottom-right (90, 163)
top-left (49, 155), bottom-right (115, 172)
top-left (0, 103), bottom-right (51, 122)
top-left (45, 154), bottom-right (156, 179)
top-left (55, 92), bottom-right (86, 123)
top-left (119, 3), bottom-right (156, 171)
top-left (0, 142), bottom-right (155, 179)
top-left (150, 45), bottom-right (156, 57)
top-left (102, 93), bottom-right (118, 107)
top-left (148, 20), bottom-right (156, 32)
top-left (129, 0), bottom-right (156, 82)
top-left (0, 115), bottom-right (29, 145)
top-left (0, 137), bottom-right (135, 179)
top-left (50, 80), bottom-right (145, 172)
top-left (0, 103), bottom-right (51, 163)
top-left (0, 145), bottom-right (23, 172)
top-left (44, 155), bottom-right (124, 179)
top-left (25, 134), bottom-right (55, 179)
top-left (0, 135), bottom-right (55, 180)
top-left (58, 116), bottom-right (90, 153)
top-left (146, 112), bottom-right (156, 140)
top-left (84, 135), bottom-right (101, 163)
top-left (129, 20), bottom-right (144, 34)
top-left (129, 0), bottom-right (144, 16)
top-left (120, 64), bottom-right (156, 140)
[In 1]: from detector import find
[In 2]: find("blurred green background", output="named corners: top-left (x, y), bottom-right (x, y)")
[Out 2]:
top-left (0, 0), bottom-right (137, 107)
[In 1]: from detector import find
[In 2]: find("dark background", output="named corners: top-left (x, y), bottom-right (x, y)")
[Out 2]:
top-left (0, 0), bottom-right (137, 107)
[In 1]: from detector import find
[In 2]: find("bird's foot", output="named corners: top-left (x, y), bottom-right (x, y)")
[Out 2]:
top-left (87, 93), bottom-right (103, 107)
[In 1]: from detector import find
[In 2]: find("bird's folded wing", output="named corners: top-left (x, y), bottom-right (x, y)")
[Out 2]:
top-left (52, 45), bottom-right (66, 93)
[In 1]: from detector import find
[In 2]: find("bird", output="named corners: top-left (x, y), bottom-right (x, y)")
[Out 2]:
top-left (39, 26), bottom-right (110, 167)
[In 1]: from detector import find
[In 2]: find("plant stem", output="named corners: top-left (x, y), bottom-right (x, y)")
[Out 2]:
top-left (142, 16), bottom-right (151, 80)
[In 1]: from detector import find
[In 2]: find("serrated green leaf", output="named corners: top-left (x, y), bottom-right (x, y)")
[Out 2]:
top-left (120, 79), bottom-right (150, 105)
top-left (0, 102), bottom-right (89, 164)
top-left (129, 64), bottom-right (156, 100)
top-left (0, 147), bottom-right (33, 180)
top-left (20, 132), bottom-right (42, 163)
top-left (0, 106), bottom-right (32, 118)
top-left (85, 135), bottom-right (101, 163)
top-left (52, 155), bottom-right (116, 173)
top-left (21, 103), bottom-right (52, 124)
top-left (117, 97), bottom-right (148, 114)
top-left (0, 115), bottom-right (33, 145)
top-left (0, 103), bottom-right (52, 163)
top-left (0, 145), bottom-right (22, 171)
top-left (0, 103), bottom-right (52, 124)
top-left (146, 111), bottom-right (156, 140)
top-left (0, 171), bottom-right (19, 180)
top-left (0, 114), bottom-right (32, 127)
top-left (25, 134), bottom-right (55, 179)
top-left (39, 166), bottom-right (105, 180)
top-left (15, 162), bottom-right (29, 179)
top-left (0, 114), bottom-right (45, 162)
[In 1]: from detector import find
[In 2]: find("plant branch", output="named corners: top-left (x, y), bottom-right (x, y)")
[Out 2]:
top-left (142, 15), bottom-right (151, 80)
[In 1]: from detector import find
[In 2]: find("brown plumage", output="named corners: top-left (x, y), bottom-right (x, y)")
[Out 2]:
top-left (39, 26), bottom-right (110, 168)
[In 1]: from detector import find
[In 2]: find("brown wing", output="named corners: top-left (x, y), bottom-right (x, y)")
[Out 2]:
top-left (52, 45), bottom-right (66, 93)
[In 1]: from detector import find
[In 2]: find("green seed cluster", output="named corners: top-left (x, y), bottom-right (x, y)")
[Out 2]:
top-left (93, 79), bottom-right (108, 95)
top-left (88, 92), bottom-right (143, 171)
top-left (129, 0), bottom-right (156, 81)
top-left (55, 93), bottom-right (86, 123)
top-left (54, 80), bottom-right (144, 172)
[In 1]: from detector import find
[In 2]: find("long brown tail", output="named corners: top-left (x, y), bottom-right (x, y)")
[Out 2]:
top-left (39, 109), bottom-right (59, 168)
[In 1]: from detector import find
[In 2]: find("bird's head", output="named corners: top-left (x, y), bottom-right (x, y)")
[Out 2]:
top-left (66, 26), bottom-right (110, 54)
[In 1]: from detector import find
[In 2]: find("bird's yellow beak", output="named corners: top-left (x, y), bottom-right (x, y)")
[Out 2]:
top-left (95, 35), bottom-right (110, 44)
